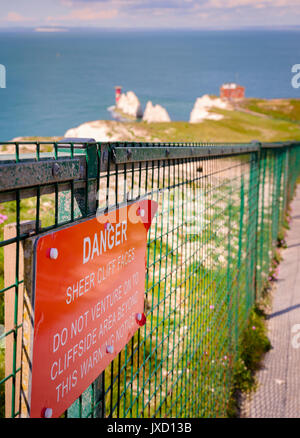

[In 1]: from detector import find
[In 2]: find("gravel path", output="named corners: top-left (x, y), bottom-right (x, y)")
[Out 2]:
top-left (241, 185), bottom-right (300, 418)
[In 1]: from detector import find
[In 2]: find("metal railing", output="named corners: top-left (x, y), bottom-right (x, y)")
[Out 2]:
top-left (0, 139), bottom-right (299, 418)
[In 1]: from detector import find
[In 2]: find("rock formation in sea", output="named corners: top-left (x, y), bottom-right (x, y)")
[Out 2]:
top-left (189, 95), bottom-right (231, 123)
top-left (116, 91), bottom-right (143, 119)
top-left (142, 101), bottom-right (171, 123)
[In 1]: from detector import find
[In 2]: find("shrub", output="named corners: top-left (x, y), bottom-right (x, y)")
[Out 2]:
top-left (228, 305), bottom-right (271, 417)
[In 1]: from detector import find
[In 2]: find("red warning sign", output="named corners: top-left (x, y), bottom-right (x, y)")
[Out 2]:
top-left (29, 199), bottom-right (157, 418)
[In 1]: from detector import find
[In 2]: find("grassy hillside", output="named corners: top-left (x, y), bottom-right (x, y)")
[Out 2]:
top-left (3, 99), bottom-right (300, 145)
top-left (238, 98), bottom-right (300, 125)
top-left (106, 97), bottom-right (300, 143)
top-left (121, 108), bottom-right (300, 143)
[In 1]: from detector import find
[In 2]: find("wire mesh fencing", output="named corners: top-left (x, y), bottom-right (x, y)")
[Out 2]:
top-left (0, 140), bottom-right (299, 418)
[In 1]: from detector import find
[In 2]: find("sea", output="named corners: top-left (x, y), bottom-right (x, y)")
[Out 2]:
top-left (0, 28), bottom-right (299, 140)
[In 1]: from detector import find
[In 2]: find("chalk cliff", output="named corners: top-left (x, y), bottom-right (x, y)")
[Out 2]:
top-left (116, 91), bottom-right (143, 119)
top-left (63, 120), bottom-right (154, 142)
top-left (64, 120), bottom-right (113, 141)
top-left (189, 95), bottom-right (231, 123)
top-left (143, 101), bottom-right (171, 123)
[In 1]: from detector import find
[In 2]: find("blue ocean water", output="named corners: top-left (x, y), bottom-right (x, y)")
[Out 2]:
top-left (0, 29), bottom-right (299, 140)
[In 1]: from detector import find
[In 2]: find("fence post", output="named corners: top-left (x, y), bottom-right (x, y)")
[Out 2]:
top-left (282, 146), bottom-right (289, 223)
top-left (226, 181), bottom-right (233, 400)
top-left (271, 150), bottom-right (279, 248)
top-left (236, 174), bottom-right (244, 348)
top-left (57, 139), bottom-right (105, 418)
top-left (258, 148), bottom-right (267, 294)
top-left (4, 220), bottom-right (39, 418)
top-left (253, 145), bottom-right (261, 301)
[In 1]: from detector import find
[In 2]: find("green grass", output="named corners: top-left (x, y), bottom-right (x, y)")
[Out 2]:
top-left (239, 98), bottom-right (300, 124)
top-left (116, 104), bottom-right (300, 144)
top-left (2, 98), bottom-right (300, 146)
top-left (0, 126), bottom-right (298, 418)
top-left (227, 303), bottom-right (272, 418)
top-left (3, 100), bottom-right (300, 146)
top-left (99, 262), bottom-right (233, 418)
top-left (0, 195), bottom-right (55, 325)
top-left (227, 210), bottom-right (293, 417)
top-left (0, 188), bottom-right (291, 417)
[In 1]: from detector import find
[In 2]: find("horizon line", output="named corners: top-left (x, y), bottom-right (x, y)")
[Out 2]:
top-left (0, 25), bottom-right (300, 32)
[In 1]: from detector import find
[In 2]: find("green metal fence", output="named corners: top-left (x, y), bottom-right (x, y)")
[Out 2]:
top-left (0, 139), bottom-right (299, 418)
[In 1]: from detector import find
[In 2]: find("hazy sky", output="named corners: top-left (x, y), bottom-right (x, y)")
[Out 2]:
top-left (1, 0), bottom-right (300, 29)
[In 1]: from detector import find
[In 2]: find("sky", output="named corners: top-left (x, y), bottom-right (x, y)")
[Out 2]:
top-left (0, 0), bottom-right (300, 30)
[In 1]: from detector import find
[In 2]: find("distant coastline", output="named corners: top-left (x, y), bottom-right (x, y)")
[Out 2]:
top-left (1, 29), bottom-right (299, 140)
top-left (34, 27), bottom-right (68, 33)
top-left (52, 98), bottom-right (300, 144)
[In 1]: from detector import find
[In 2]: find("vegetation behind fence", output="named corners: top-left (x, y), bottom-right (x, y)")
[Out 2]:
top-left (0, 140), bottom-right (299, 418)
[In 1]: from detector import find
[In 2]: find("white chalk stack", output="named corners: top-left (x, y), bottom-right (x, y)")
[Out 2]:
top-left (116, 91), bottom-right (143, 119)
top-left (189, 94), bottom-right (230, 123)
top-left (143, 101), bottom-right (171, 123)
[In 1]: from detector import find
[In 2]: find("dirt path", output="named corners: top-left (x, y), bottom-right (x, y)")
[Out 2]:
top-left (241, 185), bottom-right (300, 418)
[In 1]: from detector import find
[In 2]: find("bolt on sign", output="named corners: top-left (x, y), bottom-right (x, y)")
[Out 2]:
top-left (27, 199), bottom-right (157, 418)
